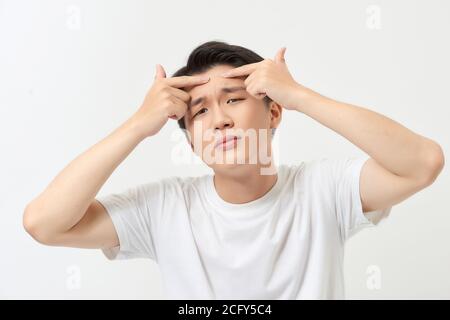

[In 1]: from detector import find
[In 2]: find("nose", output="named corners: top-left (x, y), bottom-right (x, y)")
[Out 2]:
top-left (212, 104), bottom-right (234, 131)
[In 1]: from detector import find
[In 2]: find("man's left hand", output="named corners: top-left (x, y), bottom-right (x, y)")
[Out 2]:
top-left (220, 47), bottom-right (305, 110)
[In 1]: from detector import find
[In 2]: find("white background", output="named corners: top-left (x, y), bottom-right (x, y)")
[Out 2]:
top-left (1, 0), bottom-right (449, 299)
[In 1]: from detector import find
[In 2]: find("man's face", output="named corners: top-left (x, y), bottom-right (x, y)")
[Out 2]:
top-left (183, 65), bottom-right (281, 173)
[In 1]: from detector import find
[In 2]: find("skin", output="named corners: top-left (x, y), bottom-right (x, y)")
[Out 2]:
top-left (23, 47), bottom-right (444, 250)
top-left (218, 47), bottom-right (445, 212)
top-left (182, 65), bottom-right (282, 204)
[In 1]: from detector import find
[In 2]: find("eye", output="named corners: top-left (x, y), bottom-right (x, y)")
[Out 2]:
top-left (227, 98), bottom-right (244, 104)
top-left (193, 107), bottom-right (208, 118)
top-left (192, 99), bottom-right (244, 119)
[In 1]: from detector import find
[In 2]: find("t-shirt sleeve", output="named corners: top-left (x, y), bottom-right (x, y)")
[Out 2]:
top-left (317, 155), bottom-right (393, 242)
top-left (96, 180), bottom-right (164, 261)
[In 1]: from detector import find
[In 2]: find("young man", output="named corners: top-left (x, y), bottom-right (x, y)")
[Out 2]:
top-left (23, 41), bottom-right (444, 299)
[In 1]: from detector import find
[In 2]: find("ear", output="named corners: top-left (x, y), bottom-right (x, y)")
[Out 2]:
top-left (269, 101), bottom-right (282, 130)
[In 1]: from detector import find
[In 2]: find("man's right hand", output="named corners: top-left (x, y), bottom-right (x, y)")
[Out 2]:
top-left (131, 64), bottom-right (210, 138)
top-left (23, 64), bottom-right (211, 250)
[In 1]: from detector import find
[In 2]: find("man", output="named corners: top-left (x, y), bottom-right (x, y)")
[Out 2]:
top-left (23, 41), bottom-right (445, 299)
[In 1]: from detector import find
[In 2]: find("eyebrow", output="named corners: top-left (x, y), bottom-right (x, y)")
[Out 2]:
top-left (189, 86), bottom-right (247, 109)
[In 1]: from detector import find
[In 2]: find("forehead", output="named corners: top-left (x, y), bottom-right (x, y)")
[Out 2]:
top-left (184, 65), bottom-right (246, 97)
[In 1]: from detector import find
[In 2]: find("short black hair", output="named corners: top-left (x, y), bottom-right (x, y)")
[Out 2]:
top-left (171, 40), bottom-right (273, 130)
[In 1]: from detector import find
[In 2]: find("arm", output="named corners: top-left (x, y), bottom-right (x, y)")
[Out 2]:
top-left (23, 117), bottom-right (145, 248)
top-left (23, 66), bottom-right (209, 248)
top-left (291, 87), bottom-right (445, 212)
top-left (220, 48), bottom-right (444, 212)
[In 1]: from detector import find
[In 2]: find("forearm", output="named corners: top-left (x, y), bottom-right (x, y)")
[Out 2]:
top-left (293, 86), bottom-right (444, 181)
top-left (24, 116), bottom-right (145, 235)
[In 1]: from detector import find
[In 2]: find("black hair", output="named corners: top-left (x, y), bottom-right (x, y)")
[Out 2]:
top-left (171, 40), bottom-right (273, 130)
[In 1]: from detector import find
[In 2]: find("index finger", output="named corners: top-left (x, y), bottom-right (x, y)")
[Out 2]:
top-left (221, 62), bottom-right (259, 78)
top-left (165, 75), bottom-right (210, 88)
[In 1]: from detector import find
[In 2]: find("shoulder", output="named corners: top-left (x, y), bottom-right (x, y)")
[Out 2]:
top-left (138, 173), bottom-right (211, 196)
top-left (296, 156), bottom-right (367, 178)
top-left (281, 158), bottom-right (333, 183)
top-left (283, 156), bottom-right (365, 194)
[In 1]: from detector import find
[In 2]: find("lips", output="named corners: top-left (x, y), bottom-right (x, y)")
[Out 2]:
top-left (214, 135), bottom-right (240, 149)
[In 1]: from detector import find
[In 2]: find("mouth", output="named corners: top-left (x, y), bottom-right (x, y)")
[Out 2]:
top-left (214, 135), bottom-right (241, 149)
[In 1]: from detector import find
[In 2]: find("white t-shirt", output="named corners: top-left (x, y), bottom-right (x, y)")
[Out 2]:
top-left (97, 155), bottom-right (392, 299)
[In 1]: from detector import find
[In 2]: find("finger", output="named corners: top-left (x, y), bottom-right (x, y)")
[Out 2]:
top-left (257, 92), bottom-right (267, 99)
top-left (166, 75), bottom-right (210, 89)
top-left (274, 47), bottom-right (286, 64)
top-left (247, 82), bottom-right (266, 100)
top-left (167, 97), bottom-right (188, 120)
top-left (244, 71), bottom-right (257, 88)
top-left (168, 87), bottom-right (191, 102)
top-left (221, 62), bottom-right (260, 78)
top-left (171, 104), bottom-right (187, 120)
top-left (246, 83), bottom-right (258, 98)
top-left (245, 72), bottom-right (265, 99)
top-left (155, 64), bottom-right (167, 79)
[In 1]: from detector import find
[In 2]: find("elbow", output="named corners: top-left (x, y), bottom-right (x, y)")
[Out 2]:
top-left (420, 142), bottom-right (445, 186)
top-left (23, 205), bottom-right (55, 245)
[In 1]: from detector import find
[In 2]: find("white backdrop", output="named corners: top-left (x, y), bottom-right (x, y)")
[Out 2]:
top-left (1, 0), bottom-right (449, 299)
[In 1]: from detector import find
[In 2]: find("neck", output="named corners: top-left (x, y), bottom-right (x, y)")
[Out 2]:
top-left (213, 164), bottom-right (278, 204)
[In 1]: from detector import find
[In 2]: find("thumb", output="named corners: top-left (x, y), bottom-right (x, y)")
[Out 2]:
top-left (154, 63), bottom-right (167, 79)
top-left (275, 47), bottom-right (287, 64)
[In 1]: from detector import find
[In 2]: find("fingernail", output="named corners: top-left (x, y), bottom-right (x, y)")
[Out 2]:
top-left (221, 72), bottom-right (230, 77)
top-left (200, 76), bottom-right (210, 81)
